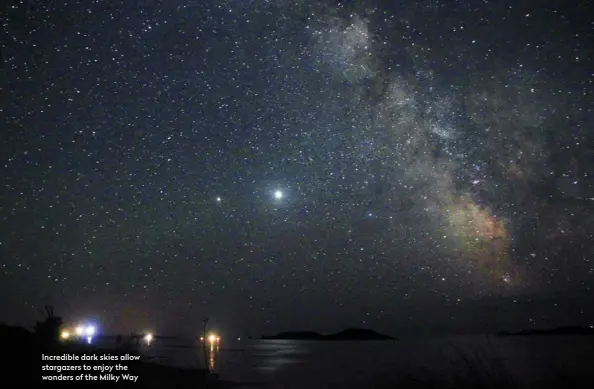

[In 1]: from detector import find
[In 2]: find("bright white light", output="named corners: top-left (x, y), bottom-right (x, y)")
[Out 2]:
top-left (87, 336), bottom-right (92, 344)
top-left (75, 326), bottom-right (84, 336)
top-left (144, 333), bottom-right (153, 344)
top-left (208, 334), bottom-right (216, 343)
top-left (274, 190), bottom-right (283, 200)
top-left (215, 196), bottom-right (221, 202)
top-left (86, 325), bottom-right (96, 336)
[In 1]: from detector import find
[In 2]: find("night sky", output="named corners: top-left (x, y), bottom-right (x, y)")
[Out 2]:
top-left (2, 0), bottom-right (593, 338)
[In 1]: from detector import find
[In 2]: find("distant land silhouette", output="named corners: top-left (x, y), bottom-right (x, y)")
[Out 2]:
top-left (497, 325), bottom-right (594, 337)
top-left (261, 328), bottom-right (396, 340)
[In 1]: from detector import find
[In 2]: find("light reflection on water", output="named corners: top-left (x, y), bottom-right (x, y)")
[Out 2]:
top-left (208, 342), bottom-right (219, 372)
top-left (248, 340), bottom-right (309, 374)
top-left (109, 336), bottom-right (594, 389)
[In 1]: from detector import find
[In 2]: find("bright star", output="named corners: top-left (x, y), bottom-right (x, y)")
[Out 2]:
top-left (274, 190), bottom-right (283, 200)
top-left (215, 196), bottom-right (221, 202)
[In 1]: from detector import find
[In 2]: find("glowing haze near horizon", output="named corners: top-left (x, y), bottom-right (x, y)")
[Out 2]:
top-left (1, 0), bottom-right (593, 337)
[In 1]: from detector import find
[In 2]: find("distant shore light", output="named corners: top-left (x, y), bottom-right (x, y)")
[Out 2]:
top-left (144, 333), bottom-right (153, 345)
top-left (86, 325), bottom-right (96, 336)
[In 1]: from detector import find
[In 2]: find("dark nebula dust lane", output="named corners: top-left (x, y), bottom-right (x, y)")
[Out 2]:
top-left (1, 0), bottom-right (593, 335)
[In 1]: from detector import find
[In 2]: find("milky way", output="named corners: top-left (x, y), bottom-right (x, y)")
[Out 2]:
top-left (1, 0), bottom-right (592, 334)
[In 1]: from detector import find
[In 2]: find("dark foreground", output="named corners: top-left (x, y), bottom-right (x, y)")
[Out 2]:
top-left (0, 323), bottom-right (236, 388)
top-left (4, 322), bottom-right (594, 389)
top-left (213, 335), bottom-right (594, 389)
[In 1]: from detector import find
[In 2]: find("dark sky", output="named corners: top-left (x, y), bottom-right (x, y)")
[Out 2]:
top-left (1, 0), bottom-right (593, 338)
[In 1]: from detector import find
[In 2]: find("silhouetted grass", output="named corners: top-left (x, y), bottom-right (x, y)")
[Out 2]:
top-left (370, 339), bottom-right (594, 389)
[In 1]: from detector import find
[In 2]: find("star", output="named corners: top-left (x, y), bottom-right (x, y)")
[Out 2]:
top-left (2, 0), bottom-right (591, 348)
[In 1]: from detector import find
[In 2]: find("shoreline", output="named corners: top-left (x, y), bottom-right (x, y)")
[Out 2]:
top-left (1, 323), bottom-right (244, 388)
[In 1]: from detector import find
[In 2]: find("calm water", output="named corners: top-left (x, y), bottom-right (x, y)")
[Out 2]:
top-left (133, 335), bottom-right (594, 388)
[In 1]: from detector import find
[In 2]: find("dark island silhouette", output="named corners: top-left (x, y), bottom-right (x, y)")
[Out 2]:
top-left (497, 325), bottom-right (594, 337)
top-left (261, 327), bottom-right (396, 340)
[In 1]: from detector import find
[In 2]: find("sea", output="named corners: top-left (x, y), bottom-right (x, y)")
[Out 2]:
top-left (104, 334), bottom-right (594, 388)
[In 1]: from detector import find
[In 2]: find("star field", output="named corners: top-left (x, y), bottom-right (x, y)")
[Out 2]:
top-left (1, 0), bottom-right (593, 336)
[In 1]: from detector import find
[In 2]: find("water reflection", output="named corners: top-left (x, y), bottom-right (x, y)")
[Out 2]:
top-left (197, 333), bottom-right (221, 372)
top-left (250, 340), bottom-right (310, 374)
top-left (208, 342), bottom-right (219, 371)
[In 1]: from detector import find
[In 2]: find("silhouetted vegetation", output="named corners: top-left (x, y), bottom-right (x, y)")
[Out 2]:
top-left (33, 305), bottom-right (63, 346)
top-left (373, 341), bottom-right (594, 389)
